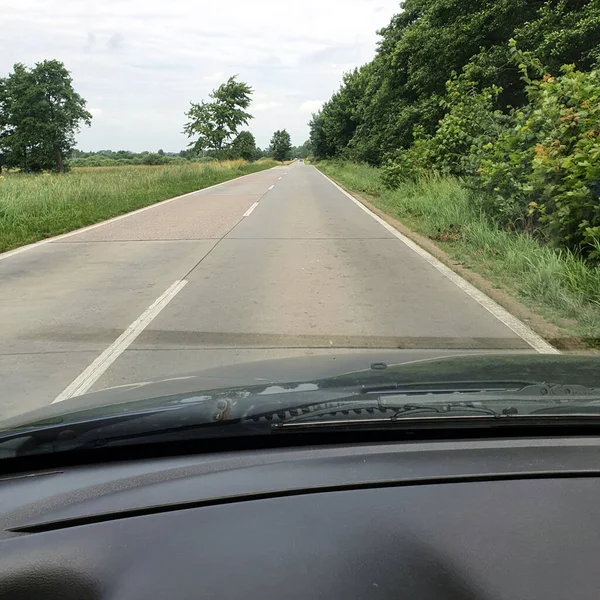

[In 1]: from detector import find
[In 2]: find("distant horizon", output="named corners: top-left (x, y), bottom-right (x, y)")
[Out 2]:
top-left (3, 0), bottom-right (399, 152)
top-left (72, 141), bottom-right (308, 154)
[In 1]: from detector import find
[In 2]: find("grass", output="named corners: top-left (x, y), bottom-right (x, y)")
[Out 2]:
top-left (0, 159), bottom-right (277, 253)
top-left (318, 160), bottom-right (600, 345)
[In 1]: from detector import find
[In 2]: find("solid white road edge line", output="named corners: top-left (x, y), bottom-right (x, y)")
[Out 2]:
top-left (243, 202), bottom-right (259, 217)
top-left (316, 168), bottom-right (559, 355)
top-left (0, 167), bottom-right (281, 263)
top-left (52, 280), bottom-right (189, 402)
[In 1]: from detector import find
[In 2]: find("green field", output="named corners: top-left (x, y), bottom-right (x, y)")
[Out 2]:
top-left (318, 161), bottom-right (600, 346)
top-left (0, 160), bottom-right (277, 253)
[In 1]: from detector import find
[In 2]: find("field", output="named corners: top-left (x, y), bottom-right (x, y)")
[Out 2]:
top-left (318, 161), bottom-right (600, 346)
top-left (0, 160), bottom-right (277, 253)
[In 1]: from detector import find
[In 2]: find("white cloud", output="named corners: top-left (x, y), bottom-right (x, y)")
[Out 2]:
top-left (107, 32), bottom-right (124, 52)
top-left (203, 71), bottom-right (224, 82)
top-left (298, 100), bottom-right (323, 114)
top-left (1, 0), bottom-right (400, 150)
top-left (88, 107), bottom-right (103, 117)
top-left (253, 101), bottom-right (281, 112)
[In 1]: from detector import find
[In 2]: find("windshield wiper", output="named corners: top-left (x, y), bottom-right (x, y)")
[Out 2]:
top-left (269, 401), bottom-right (501, 430)
top-left (361, 380), bottom-right (538, 395)
top-left (3, 382), bottom-right (600, 458)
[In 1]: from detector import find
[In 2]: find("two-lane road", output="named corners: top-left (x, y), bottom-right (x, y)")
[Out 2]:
top-left (0, 163), bottom-right (549, 419)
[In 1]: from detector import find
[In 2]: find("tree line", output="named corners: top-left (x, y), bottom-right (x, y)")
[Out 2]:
top-left (0, 65), bottom-right (309, 172)
top-left (309, 0), bottom-right (600, 259)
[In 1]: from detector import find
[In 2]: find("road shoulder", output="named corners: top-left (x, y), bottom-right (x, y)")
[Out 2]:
top-left (316, 167), bottom-right (579, 353)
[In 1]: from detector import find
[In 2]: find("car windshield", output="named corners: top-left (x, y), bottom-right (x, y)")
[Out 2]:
top-left (0, 0), bottom-right (599, 453)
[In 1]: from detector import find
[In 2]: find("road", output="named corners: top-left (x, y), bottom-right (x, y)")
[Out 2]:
top-left (0, 162), bottom-right (547, 420)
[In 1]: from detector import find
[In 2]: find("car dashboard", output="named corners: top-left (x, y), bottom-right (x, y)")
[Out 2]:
top-left (0, 436), bottom-right (599, 599)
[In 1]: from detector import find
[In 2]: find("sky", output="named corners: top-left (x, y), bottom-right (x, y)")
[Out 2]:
top-left (1, 0), bottom-right (400, 152)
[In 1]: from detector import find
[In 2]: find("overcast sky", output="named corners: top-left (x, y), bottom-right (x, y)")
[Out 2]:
top-left (2, 0), bottom-right (400, 152)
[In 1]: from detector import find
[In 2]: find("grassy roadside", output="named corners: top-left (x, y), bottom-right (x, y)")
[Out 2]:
top-left (0, 159), bottom-right (277, 253)
top-left (317, 161), bottom-right (600, 348)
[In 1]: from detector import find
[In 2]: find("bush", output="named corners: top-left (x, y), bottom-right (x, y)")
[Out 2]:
top-left (382, 77), bottom-right (505, 188)
top-left (475, 47), bottom-right (600, 257)
top-left (382, 41), bottom-right (600, 260)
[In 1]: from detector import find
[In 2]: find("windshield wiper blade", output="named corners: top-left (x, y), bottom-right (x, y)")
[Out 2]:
top-left (270, 401), bottom-right (500, 430)
top-left (362, 380), bottom-right (545, 395)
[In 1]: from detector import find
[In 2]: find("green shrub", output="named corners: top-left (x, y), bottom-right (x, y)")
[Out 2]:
top-left (475, 45), bottom-right (600, 257)
top-left (382, 41), bottom-right (600, 260)
top-left (382, 76), bottom-right (506, 188)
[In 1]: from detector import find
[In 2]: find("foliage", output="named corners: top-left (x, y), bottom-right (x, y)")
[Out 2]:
top-left (309, 112), bottom-right (333, 160)
top-left (229, 131), bottom-right (257, 161)
top-left (0, 60), bottom-right (92, 172)
top-left (184, 76), bottom-right (253, 153)
top-left (0, 160), bottom-right (277, 252)
top-left (254, 146), bottom-right (268, 161)
top-left (381, 76), bottom-right (506, 187)
top-left (375, 36), bottom-right (600, 260)
top-left (269, 129), bottom-right (292, 161)
top-left (291, 140), bottom-right (311, 159)
top-left (311, 0), bottom-right (600, 165)
top-left (475, 57), bottom-right (600, 257)
top-left (68, 150), bottom-right (187, 167)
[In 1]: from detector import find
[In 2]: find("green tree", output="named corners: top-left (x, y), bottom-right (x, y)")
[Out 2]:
top-left (291, 140), bottom-right (312, 159)
top-left (312, 0), bottom-right (600, 165)
top-left (0, 60), bottom-right (92, 172)
top-left (309, 112), bottom-right (334, 160)
top-left (269, 129), bottom-right (292, 161)
top-left (184, 76), bottom-right (253, 154)
top-left (230, 130), bottom-right (256, 161)
top-left (254, 146), bottom-right (267, 160)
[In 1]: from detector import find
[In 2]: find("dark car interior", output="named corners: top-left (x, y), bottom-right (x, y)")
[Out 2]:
top-left (1, 431), bottom-right (600, 599)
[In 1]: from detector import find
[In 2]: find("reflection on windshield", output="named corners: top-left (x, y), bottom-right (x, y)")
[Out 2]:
top-left (258, 384), bottom-right (320, 396)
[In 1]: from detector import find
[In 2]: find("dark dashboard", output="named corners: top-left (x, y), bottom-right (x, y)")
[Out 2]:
top-left (1, 437), bottom-right (599, 599)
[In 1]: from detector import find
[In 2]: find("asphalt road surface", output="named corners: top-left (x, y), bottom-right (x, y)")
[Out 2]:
top-left (0, 162), bottom-right (552, 420)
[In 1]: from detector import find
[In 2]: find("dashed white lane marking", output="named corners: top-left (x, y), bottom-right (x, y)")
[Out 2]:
top-left (268, 184), bottom-right (275, 190)
top-left (243, 202), bottom-right (259, 217)
top-left (53, 279), bottom-right (189, 402)
top-left (316, 168), bottom-right (559, 355)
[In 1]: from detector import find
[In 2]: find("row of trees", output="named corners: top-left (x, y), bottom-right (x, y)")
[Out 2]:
top-left (1, 64), bottom-right (307, 172)
top-left (68, 132), bottom-right (308, 168)
top-left (310, 0), bottom-right (599, 165)
top-left (309, 0), bottom-right (600, 258)
top-left (183, 75), bottom-right (305, 162)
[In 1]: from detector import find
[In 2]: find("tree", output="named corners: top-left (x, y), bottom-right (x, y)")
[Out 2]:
top-left (291, 140), bottom-right (311, 159)
top-left (158, 148), bottom-right (165, 156)
top-left (254, 146), bottom-right (267, 160)
top-left (0, 60), bottom-right (92, 172)
top-left (311, 0), bottom-right (600, 165)
top-left (309, 112), bottom-right (333, 160)
top-left (269, 129), bottom-right (292, 161)
top-left (230, 131), bottom-right (256, 161)
top-left (184, 76), bottom-right (253, 154)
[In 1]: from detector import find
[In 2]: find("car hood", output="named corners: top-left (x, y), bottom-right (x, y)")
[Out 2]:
top-left (2, 351), bottom-right (600, 431)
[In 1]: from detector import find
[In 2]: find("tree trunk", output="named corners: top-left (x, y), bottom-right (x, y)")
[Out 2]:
top-left (55, 148), bottom-right (64, 173)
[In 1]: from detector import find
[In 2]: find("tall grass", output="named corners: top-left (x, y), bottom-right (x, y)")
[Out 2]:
top-left (318, 161), bottom-right (600, 343)
top-left (0, 160), bottom-right (277, 252)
